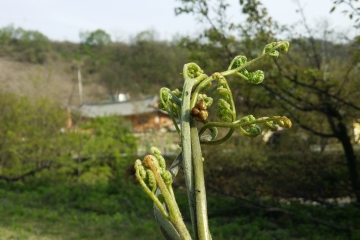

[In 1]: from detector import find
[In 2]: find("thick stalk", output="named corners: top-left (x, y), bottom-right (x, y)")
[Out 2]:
top-left (181, 77), bottom-right (198, 239)
top-left (154, 153), bottom-right (183, 240)
top-left (145, 156), bottom-right (191, 239)
top-left (190, 118), bottom-right (211, 240)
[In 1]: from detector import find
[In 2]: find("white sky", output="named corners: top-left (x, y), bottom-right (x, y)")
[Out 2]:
top-left (0, 0), bottom-right (357, 42)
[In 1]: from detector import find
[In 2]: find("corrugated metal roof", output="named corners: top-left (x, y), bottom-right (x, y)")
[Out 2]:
top-left (77, 95), bottom-right (159, 118)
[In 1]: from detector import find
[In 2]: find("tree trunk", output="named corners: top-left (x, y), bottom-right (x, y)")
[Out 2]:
top-left (337, 122), bottom-right (360, 203)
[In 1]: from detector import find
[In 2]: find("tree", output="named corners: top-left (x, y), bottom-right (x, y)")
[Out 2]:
top-left (259, 0), bottom-right (360, 202)
top-left (331, 0), bottom-right (360, 28)
top-left (0, 92), bottom-right (68, 181)
top-left (76, 116), bottom-right (137, 184)
top-left (0, 91), bottom-right (137, 184)
top-left (0, 25), bottom-right (51, 63)
top-left (80, 29), bottom-right (111, 47)
top-left (93, 31), bottom-right (188, 96)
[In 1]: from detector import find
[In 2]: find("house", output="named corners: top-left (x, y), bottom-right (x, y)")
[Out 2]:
top-left (76, 95), bottom-right (174, 132)
top-left (74, 95), bottom-right (180, 156)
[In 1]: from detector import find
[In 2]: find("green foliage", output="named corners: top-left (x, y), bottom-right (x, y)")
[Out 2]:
top-left (0, 92), bottom-right (68, 178)
top-left (0, 182), bottom-right (164, 239)
top-left (0, 25), bottom-right (51, 63)
top-left (0, 91), bottom-right (136, 186)
top-left (80, 29), bottom-right (112, 47)
top-left (77, 116), bottom-right (137, 185)
top-left (0, 25), bottom-right (189, 97)
top-left (1, 182), bottom-right (359, 240)
top-left (203, 136), bottom-right (355, 200)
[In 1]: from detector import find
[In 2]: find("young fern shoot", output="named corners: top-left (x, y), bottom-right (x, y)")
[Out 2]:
top-left (134, 41), bottom-right (291, 240)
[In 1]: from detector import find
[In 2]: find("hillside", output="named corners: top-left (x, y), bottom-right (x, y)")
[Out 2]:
top-left (0, 57), bottom-right (107, 105)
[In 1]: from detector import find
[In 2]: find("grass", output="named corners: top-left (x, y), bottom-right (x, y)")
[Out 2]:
top-left (0, 182), bottom-right (163, 240)
top-left (0, 181), bottom-right (360, 240)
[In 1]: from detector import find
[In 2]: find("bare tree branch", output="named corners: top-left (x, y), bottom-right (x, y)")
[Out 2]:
top-left (272, 59), bottom-right (360, 112)
top-left (277, 101), bottom-right (336, 138)
top-left (0, 164), bottom-right (51, 182)
top-left (294, 0), bottom-right (322, 69)
top-left (262, 84), bottom-right (315, 112)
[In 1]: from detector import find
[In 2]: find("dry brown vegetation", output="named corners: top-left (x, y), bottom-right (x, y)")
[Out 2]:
top-left (0, 57), bottom-right (107, 105)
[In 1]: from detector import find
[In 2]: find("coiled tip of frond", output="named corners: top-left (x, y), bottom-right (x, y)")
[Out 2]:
top-left (246, 70), bottom-right (264, 84)
top-left (162, 171), bottom-right (173, 186)
top-left (277, 116), bottom-right (292, 128)
top-left (229, 55), bottom-right (248, 70)
top-left (142, 155), bottom-right (155, 168)
top-left (135, 159), bottom-right (146, 179)
top-left (183, 62), bottom-right (204, 79)
top-left (240, 124), bottom-right (261, 138)
top-left (151, 146), bottom-right (161, 155)
top-left (278, 41), bottom-right (290, 53)
top-left (146, 169), bottom-right (157, 192)
top-left (263, 41), bottom-right (290, 58)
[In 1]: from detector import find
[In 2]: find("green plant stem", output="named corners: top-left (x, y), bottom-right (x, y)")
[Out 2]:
top-left (135, 169), bottom-right (169, 218)
top-left (198, 116), bottom-right (289, 137)
top-left (181, 65), bottom-right (208, 239)
top-left (181, 76), bottom-right (198, 239)
top-left (154, 153), bottom-right (184, 240)
top-left (221, 41), bottom-right (289, 77)
top-left (145, 157), bottom-right (191, 240)
top-left (154, 207), bottom-right (181, 240)
top-left (200, 129), bottom-right (235, 145)
top-left (190, 118), bottom-right (211, 240)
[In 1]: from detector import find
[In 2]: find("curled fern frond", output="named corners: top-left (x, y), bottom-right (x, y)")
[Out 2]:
top-left (216, 108), bottom-right (232, 122)
top-left (162, 170), bottom-right (173, 186)
top-left (159, 88), bottom-right (181, 112)
top-left (239, 115), bottom-right (256, 123)
top-left (263, 41), bottom-right (290, 58)
top-left (238, 115), bottom-right (261, 137)
top-left (151, 147), bottom-right (166, 173)
top-left (216, 97), bottom-right (235, 123)
top-left (238, 69), bottom-right (265, 84)
top-left (218, 98), bottom-right (231, 112)
top-left (216, 86), bottom-right (232, 101)
top-left (183, 62), bottom-right (204, 79)
top-left (263, 42), bottom-right (280, 58)
top-left (228, 55), bottom-right (265, 84)
top-left (135, 159), bottom-right (147, 179)
top-left (146, 169), bottom-right (157, 193)
top-left (278, 41), bottom-right (290, 53)
top-left (228, 55), bottom-right (247, 70)
top-left (239, 124), bottom-right (261, 138)
top-left (159, 88), bottom-right (182, 135)
top-left (264, 120), bottom-right (278, 131)
top-left (273, 116), bottom-right (292, 129)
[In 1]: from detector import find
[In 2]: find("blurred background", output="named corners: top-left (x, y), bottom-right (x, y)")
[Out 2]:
top-left (0, 0), bottom-right (359, 239)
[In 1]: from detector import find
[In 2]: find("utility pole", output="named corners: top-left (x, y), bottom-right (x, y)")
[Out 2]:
top-left (77, 64), bottom-right (83, 181)
top-left (77, 66), bottom-right (83, 105)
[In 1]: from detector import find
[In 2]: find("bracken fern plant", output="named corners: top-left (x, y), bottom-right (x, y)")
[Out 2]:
top-left (134, 41), bottom-right (291, 240)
